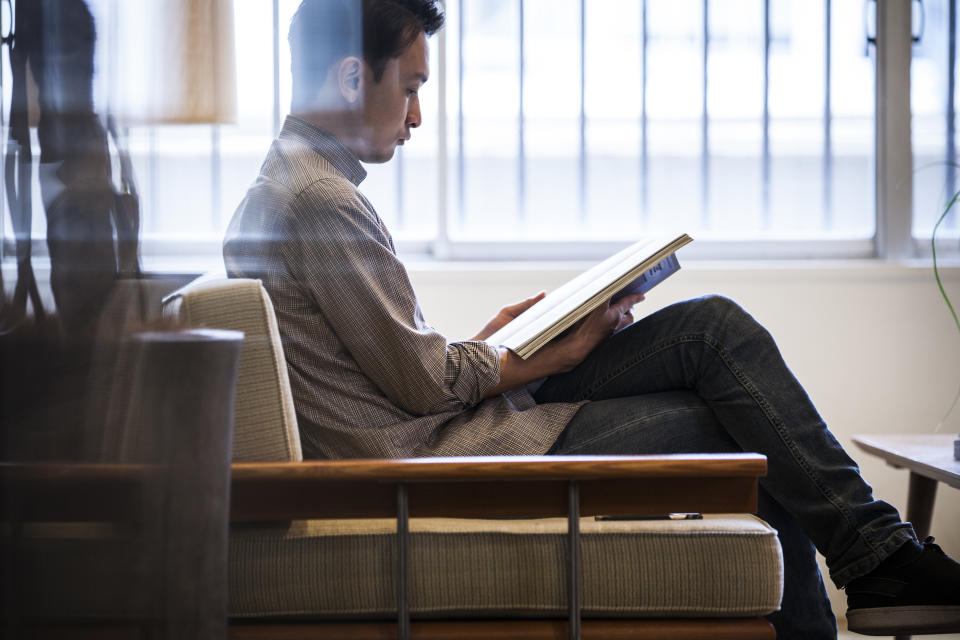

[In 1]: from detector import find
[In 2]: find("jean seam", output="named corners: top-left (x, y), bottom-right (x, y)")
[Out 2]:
top-left (559, 406), bottom-right (712, 454)
top-left (582, 331), bottom-right (877, 559)
top-left (830, 528), bottom-right (915, 588)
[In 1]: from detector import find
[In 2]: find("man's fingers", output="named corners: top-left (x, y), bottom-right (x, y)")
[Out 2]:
top-left (504, 291), bottom-right (546, 315)
top-left (521, 291), bottom-right (546, 307)
top-left (613, 293), bottom-right (645, 313)
top-left (615, 309), bottom-right (634, 332)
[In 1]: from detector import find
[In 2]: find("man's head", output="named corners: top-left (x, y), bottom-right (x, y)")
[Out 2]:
top-left (289, 0), bottom-right (444, 163)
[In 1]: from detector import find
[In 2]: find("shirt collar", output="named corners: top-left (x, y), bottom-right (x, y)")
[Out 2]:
top-left (280, 115), bottom-right (368, 186)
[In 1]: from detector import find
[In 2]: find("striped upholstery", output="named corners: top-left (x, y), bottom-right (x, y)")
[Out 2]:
top-left (163, 277), bottom-right (302, 462)
top-left (229, 515), bottom-right (784, 618)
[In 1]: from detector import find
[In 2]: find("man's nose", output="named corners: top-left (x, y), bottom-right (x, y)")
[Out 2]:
top-left (406, 96), bottom-right (421, 129)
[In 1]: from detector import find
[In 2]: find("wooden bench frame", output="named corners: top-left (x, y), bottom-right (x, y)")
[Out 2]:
top-left (2, 453), bottom-right (777, 639)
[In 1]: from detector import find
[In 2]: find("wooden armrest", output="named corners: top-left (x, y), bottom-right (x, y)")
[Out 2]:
top-left (231, 453), bottom-right (765, 481)
top-left (232, 454), bottom-right (765, 520)
top-left (1, 454), bottom-right (766, 523)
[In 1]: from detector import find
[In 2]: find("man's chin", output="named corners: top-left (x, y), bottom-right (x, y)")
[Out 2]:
top-left (361, 148), bottom-right (396, 164)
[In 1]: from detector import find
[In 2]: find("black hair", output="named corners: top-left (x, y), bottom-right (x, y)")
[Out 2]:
top-left (289, 0), bottom-right (444, 112)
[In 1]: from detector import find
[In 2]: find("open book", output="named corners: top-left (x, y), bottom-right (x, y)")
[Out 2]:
top-left (485, 234), bottom-right (693, 359)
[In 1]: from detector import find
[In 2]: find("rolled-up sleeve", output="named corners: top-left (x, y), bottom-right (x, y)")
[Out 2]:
top-left (444, 340), bottom-right (501, 406)
top-left (285, 178), bottom-right (501, 416)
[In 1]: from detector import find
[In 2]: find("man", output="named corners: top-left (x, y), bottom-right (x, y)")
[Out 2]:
top-left (224, 1), bottom-right (960, 637)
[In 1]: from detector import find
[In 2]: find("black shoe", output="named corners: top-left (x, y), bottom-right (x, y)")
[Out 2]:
top-left (845, 537), bottom-right (960, 636)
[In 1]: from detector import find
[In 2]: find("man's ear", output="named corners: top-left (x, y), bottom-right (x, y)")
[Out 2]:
top-left (337, 56), bottom-right (364, 105)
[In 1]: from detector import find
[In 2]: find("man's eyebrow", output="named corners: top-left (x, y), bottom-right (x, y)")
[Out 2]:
top-left (410, 72), bottom-right (428, 84)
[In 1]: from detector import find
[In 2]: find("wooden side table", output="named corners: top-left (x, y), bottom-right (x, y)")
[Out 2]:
top-left (852, 434), bottom-right (960, 540)
top-left (852, 434), bottom-right (960, 640)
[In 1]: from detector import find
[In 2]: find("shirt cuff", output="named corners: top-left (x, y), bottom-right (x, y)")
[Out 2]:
top-left (444, 340), bottom-right (502, 407)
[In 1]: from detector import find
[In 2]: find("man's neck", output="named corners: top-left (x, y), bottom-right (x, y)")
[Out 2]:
top-left (291, 111), bottom-right (359, 156)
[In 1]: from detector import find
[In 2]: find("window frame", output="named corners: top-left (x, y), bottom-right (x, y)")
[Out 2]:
top-left (0, 0), bottom-right (946, 265)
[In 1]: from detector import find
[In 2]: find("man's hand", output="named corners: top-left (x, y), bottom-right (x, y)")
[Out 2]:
top-left (471, 291), bottom-right (546, 341)
top-left (483, 292), bottom-right (645, 397)
top-left (548, 292), bottom-right (645, 371)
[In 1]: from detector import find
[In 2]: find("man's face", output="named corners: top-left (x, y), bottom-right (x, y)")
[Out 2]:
top-left (356, 32), bottom-right (429, 164)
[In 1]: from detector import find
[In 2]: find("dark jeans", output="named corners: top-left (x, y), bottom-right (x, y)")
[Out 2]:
top-left (534, 296), bottom-right (916, 640)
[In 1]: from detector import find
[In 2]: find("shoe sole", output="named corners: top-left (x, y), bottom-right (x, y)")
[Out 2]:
top-left (847, 605), bottom-right (960, 635)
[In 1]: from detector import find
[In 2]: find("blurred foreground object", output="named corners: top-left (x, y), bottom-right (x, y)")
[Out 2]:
top-left (1, 0), bottom-right (238, 460)
top-left (108, 0), bottom-right (237, 124)
top-left (2, 329), bottom-right (243, 638)
top-left (1, 0), bottom-right (121, 461)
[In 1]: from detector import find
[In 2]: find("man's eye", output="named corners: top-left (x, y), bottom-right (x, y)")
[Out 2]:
top-left (406, 89), bottom-right (418, 97)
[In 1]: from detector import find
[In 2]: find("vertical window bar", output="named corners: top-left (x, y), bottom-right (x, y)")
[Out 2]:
top-left (272, 0), bottom-right (281, 136)
top-left (875, 0), bottom-right (913, 259)
top-left (823, 0), bottom-right (834, 230)
top-left (640, 0), bottom-right (649, 224)
top-left (518, 0), bottom-right (526, 222)
top-left (436, 13), bottom-right (450, 256)
top-left (579, 0), bottom-right (587, 222)
top-left (762, 0), bottom-right (771, 230)
top-left (701, 0), bottom-right (710, 228)
top-left (211, 125), bottom-right (222, 231)
top-left (148, 127), bottom-right (158, 235)
top-left (948, 0), bottom-right (957, 229)
top-left (457, 0), bottom-right (466, 224)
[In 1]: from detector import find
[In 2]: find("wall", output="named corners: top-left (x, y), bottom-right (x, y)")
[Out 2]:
top-left (407, 259), bottom-right (960, 622)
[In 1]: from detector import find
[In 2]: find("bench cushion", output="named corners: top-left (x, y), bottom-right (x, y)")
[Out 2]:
top-left (228, 514), bottom-right (783, 619)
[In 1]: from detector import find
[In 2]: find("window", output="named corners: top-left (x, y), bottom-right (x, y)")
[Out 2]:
top-left (913, 0), bottom-right (959, 249)
top-left (448, 0), bottom-right (876, 248)
top-left (0, 0), bottom-right (946, 264)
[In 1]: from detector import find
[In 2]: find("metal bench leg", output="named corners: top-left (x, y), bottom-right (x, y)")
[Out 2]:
top-left (568, 480), bottom-right (581, 640)
top-left (397, 483), bottom-right (409, 640)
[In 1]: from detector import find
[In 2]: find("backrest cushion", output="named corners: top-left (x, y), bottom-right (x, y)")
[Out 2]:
top-left (163, 277), bottom-right (303, 462)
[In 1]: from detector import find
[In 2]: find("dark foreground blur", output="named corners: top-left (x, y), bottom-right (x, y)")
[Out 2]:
top-left (1, 2), bottom-right (237, 637)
